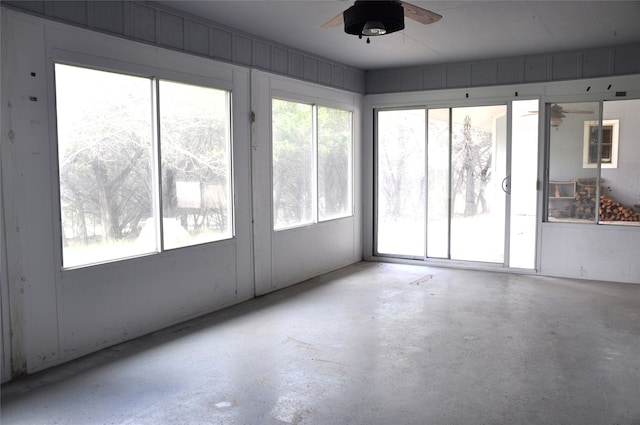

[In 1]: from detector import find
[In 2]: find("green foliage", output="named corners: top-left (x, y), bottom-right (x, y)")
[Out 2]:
top-left (272, 100), bottom-right (353, 227)
top-left (318, 106), bottom-right (351, 219)
top-left (272, 99), bottom-right (314, 227)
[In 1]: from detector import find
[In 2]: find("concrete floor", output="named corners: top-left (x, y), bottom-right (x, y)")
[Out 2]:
top-left (2, 261), bottom-right (640, 425)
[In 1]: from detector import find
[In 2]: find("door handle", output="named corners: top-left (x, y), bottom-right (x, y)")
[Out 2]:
top-left (502, 176), bottom-right (511, 194)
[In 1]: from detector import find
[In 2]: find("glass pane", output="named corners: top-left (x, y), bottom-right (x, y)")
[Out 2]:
top-left (547, 102), bottom-right (599, 222)
top-left (55, 64), bottom-right (154, 268)
top-left (450, 105), bottom-right (507, 263)
top-left (510, 100), bottom-right (539, 269)
top-left (600, 99), bottom-right (640, 225)
top-left (159, 80), bottom-right (232, 250)
top-left (427, 108), bottom-right (450, 258)
top-left (318, 106), bottom-right (352, 221)
top-left (272, 99), bottom-right (314, 230)
top-left (376, 109), bottom-right (426, 257)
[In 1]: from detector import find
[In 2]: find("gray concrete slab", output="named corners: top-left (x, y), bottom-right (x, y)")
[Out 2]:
top-left (2, 262), bottom-right (640, 424)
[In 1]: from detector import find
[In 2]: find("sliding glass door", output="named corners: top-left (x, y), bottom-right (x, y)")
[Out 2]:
top-left (376, 100), bottom-right (539, 268)
top-left (376, 109), bottom-right (425, 257)
top-left (449, 105), bottom-right (507, 263)
top-left (426, 109), bottom-right (450, 258)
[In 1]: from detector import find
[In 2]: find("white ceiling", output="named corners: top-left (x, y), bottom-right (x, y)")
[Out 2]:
top-left (157, 1), bottom-right (640, 70)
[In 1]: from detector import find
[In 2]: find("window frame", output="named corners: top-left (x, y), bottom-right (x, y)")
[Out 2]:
top-left (582, 119), bottom-right (619, 168)
top-left (317, 104), bottom-right (355, 222)
top-left (157, 78), bottom-right (235, 251)
top-left (270, 94), bottom-right (355, 232)
top-left (51, 53), bottom-right (236, 270)
top-left (544, 98), bottom-right (640, 226)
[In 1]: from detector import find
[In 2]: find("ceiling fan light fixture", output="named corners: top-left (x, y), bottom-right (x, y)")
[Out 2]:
top-left (362, 20), bottom-right (386, 36)
top-left (550, 103), bottom-right (566, 127)
top-left (343, 1), bottom-right (404, 37)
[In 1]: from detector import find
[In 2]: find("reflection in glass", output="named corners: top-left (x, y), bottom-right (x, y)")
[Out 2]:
top-left (547, 102), bottom-right (599, 222)
top-left (599, 99), bottom-right (640, 225)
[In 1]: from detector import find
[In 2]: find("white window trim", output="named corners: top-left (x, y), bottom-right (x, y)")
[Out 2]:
top-left (270, 96), bottom-right (356, 232)
top-left (582, 119), bottom-right (619, 168)
top-left (46, 29), bottom-right (244, 270)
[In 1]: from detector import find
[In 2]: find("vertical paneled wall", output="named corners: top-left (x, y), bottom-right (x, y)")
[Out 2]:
top-left (366, 44), bottom-right (640, 94)
top-left (1, 0), bottom-right (366, 94)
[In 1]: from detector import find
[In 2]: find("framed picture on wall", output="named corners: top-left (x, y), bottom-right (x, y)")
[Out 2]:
top-left (583, 119), bottom-right (619, 168)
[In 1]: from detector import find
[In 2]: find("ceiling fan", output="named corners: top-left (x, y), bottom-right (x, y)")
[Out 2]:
top-left (526, 104), bottom-right (595, 127)
top-left (322, 1), bottom-right (442, 43)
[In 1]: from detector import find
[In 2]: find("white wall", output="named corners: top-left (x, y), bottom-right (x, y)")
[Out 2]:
top-left (540, 82), bottom-right (640, 284)
top-left (251, 71), bottom-right (363, 295)
top-left (0, 10), bottom-right (362, 380)
top-left (539, 222), bottom-right (640, 282)
top-left (601, 99), bottom-right (640, 208)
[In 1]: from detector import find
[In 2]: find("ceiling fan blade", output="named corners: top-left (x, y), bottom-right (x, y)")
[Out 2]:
top-left (401, 1), bottom-right (442, 25)
top-left (321, 11), bottom-right (344, 29)
top-left (563, 110), bottom-right (595, 114)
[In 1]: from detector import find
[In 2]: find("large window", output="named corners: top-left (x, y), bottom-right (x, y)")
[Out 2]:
top-left (272, 98), bottom-right (353, 230)
top-left (55, 64), bottom-right (232, 268)
top-left (546, 99), bottom-right (640, 225)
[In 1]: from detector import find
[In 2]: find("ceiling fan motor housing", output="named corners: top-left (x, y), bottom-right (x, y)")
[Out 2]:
top-left (344, 1), bottom-right (405, 36)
